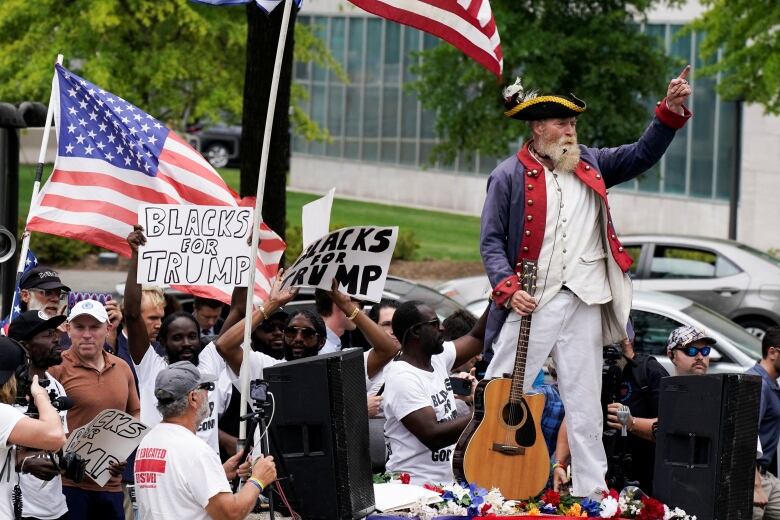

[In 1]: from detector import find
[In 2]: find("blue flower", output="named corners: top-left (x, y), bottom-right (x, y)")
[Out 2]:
top-left (541, 504), bottom-right (558, 514)
top-left (580, 498), bottom-right (601, 517)
top-left (442, 490), bottom-right (456, 501)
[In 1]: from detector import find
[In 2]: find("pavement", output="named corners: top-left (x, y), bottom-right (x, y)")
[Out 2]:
top-left (58, 269), bottom-right (126, 294)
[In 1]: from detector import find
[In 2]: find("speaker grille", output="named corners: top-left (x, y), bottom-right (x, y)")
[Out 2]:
top-left (266, 348), bottom-right (375, 519)
top-left (716, 374), bottom-right (761, 520)
top-left (654, 374), bottom-right (761, 520)
top-left (329, 351), bottom-right (376, 518)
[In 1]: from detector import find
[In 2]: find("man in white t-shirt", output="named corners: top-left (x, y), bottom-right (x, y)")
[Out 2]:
top-left (8, 310), bottom-right (71, 520)
top-left (124, 227), bottom-right (228, 453)
top-left (383, 301), bottom-right (487, 485)
top-left (135, 361), bottom-right (276, 520)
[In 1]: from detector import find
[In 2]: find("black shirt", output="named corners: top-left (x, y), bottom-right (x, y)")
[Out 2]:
top-left (617, 353), bottom-right (669, 494)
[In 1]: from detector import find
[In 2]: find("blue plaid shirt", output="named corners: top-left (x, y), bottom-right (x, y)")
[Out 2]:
top-left (534, 382), bottom-right (565, 456)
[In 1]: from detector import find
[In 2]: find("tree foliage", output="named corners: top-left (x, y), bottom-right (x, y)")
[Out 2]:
top-left (0, 0), bottom-right (337, 137)
top-left (410, 0), bottom-right (674, 164)
top-left (688, 0), bottom-right (780, 113)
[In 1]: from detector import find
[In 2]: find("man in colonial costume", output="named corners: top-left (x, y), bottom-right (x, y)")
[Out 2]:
top-left (480, 67), bottom-right (692, 497)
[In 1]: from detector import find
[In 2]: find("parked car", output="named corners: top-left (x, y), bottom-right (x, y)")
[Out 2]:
top-left (185, 124), bottom-right (242, 168)
top-left (283, 275), bottom-right (465, 320)
top-left (436, 275), bottom-right (491, 306)
top-left (622, 234), bottom-right (780, 338)
top-left (466, 290), bottom-right (762, 376)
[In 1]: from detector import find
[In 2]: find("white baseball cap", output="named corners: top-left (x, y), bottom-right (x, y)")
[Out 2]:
top-left (67, 299), bottom-right (109, 323)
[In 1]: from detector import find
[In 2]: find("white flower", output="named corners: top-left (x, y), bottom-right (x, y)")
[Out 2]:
top-left (600, 496), bottom-right (619, 518)
top-left (501, 500), bottom-right (519, 514)
top-left (664, 504), bottom-right (672, 520)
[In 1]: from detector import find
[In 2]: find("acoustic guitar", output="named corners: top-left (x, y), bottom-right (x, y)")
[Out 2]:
top-left (453, 259), bottom-right (550, 499)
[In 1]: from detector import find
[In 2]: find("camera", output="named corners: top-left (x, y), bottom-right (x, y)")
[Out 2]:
top-left (250, 379), bottom-right (269, 403)
top-left (600, 343), bottom-right (639, 491)
top-left (15, 371), bottom-right (73, 419)
top-left (601, 343), bottom-right (623, 410)
top-left (56, 451), bottom-right (87, 483)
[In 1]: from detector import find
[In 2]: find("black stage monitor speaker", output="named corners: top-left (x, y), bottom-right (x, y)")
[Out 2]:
top-left (654, 373), bottom-right (761, 520)
top-left (264, 347), bottom-right (375, 519)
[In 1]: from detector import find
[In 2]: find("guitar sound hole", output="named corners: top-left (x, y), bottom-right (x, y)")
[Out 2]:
top-left (502, 402), bottom-right (526, 427)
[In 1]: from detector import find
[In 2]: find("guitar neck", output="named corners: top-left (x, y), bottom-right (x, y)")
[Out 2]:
top-left (509, 314), bottom-right (532, 403)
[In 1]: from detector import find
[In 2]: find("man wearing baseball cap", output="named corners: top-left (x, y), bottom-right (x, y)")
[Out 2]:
top-left (134, 361), bottom-right (277, 520)
top-left (665, 325), bottom-right (716, 376)
top-left (8, 310), bottom-right (70, 520)
top-left (47, 300), bottom-right (140, 519)
top-left (19, 266), bottom-right (71, 318)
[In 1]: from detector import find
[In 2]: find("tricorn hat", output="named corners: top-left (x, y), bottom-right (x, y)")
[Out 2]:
top-left (503, 78), bottom-right (586, 121)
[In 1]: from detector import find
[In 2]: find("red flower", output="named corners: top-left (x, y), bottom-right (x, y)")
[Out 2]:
top-left (638, 497), bottom-right (665, 520)
top-left (541, 490), bottom-right (561, 507)
top-left (602, 489), bottom-right (620, 501)
top-left (423, 483), bottom-right (443, 494)
top-left (399, 473), bottom-right (411, 485)
top-left (481, 503), bottom-right (493, 515)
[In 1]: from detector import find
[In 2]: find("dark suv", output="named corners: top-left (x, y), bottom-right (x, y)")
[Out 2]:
top-left (186, 124), bottom-right (241, 168)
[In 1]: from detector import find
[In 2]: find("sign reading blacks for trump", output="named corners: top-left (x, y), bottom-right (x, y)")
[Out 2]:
top-left (281, 226), bottom-right (398, 302)
top-left (137, 204), bottom-right (253, 287)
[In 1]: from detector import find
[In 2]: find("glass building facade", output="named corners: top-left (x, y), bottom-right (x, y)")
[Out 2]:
top-left (293, 16), bottom-right (736, 201)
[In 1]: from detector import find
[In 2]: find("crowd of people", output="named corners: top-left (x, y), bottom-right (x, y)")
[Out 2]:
top-left (0, 67), bottom-right (775, 520)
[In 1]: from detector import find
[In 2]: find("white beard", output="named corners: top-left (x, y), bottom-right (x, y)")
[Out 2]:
top-left (195, 394), bottom-right (211, 424)
top-left (535, 135), bottom-right (581, 173)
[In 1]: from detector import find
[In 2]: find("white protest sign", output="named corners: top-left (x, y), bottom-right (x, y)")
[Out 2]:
top-left (64, 409), bottom-right (149, 487)
top-left (136, 204), bottom-right (254, 287)
top-left (302, 188), bottom-right (335, 248)
top-left (281, 226), bottom-right (398, 302)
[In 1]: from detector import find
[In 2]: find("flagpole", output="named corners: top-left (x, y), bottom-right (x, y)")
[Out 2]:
top-left (238, 0), bottom-right (295, 449)
top-left (9, 53), bottom-right (63, 325)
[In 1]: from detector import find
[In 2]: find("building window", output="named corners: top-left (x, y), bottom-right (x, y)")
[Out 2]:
top-left (293, 17), bottom-right (735, 200)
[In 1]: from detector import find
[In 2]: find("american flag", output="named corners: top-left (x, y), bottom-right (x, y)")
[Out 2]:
top-left (0, 249), bottom-right (38, 335)
top-left (347, 0), bottom-right (503, 77)
top-left (26, 65), bottom-right (285, 304)
top-left (189, 0), bottom-right (303, 14)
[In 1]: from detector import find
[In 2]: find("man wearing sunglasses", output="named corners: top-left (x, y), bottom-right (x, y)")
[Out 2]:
top-left (666, 325), bottom-right (715, 376)
top-left (383, 301), bottom-right (488, 485)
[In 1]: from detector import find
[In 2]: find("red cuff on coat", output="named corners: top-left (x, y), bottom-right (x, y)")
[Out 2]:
top-left (655, 97), bottom-right (692, 129)
top-left (491, 274), bottom-right (520, 308)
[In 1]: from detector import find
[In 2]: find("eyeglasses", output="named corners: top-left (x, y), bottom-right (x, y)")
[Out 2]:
top-left (259, 321), bottom-right (284, 333)
top-left (283, 326), bottom-right (318, 341)
top-left (29, 288), bottom-right (68, 300)
top-left (197, 382), bottom-right (215, 392)
top-left (674, 345), bottom-right (712, 357)
top-left (401, 317), bottom-right (440, 344)
top-left (411, 318), bottom-right (440, 331)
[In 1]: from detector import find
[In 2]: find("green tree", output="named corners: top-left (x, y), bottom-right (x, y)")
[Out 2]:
top-left (410, 1), bottom-right (674, 165)
top-left (0, 0), bottom-right (342, 244)
top-left (688, 0), bottom-right (780, 113)
top-left (0, 0), bottom-right (246, 129)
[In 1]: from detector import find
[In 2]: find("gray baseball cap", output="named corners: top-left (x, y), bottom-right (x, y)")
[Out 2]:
top-left (666, 325), bottom-right (716, 354)
top-left (154, 361), bottom-right (217, 403)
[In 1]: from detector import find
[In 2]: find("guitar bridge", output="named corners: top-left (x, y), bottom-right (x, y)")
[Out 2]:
top-left (491, 443), bottom-right (525, 455)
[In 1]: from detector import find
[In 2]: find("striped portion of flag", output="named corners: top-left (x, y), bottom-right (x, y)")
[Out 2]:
top-left (26, 65), bottom-right (285, 304)
top-left (347, 0), bottom-right (503, 77)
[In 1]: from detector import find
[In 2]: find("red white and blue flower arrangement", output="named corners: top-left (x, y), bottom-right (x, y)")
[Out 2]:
top-left (375, 474), bottom-right (696, 520)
